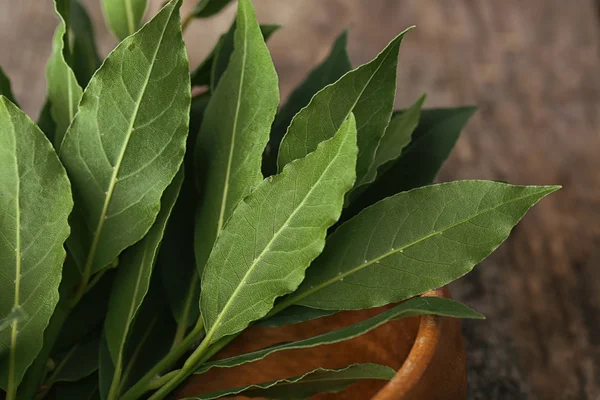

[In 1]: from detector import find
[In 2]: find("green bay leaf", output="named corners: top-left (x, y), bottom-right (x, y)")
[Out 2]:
top-left (280, 181), bottom-right (559, 310)
top-left (102, 0), bottom-right (148, 41)
top-left (59, 0), bottom-right (190, 279)
top-left (70, 0), bottom-right (102, 86)
top-left (103, 169), bottom-right (183, 397)
top-left (197, 297), bottom-right (481, 374)
top-left (0, 97), bottom-right (73, 392)
top-left (194, 0), bottom-right (279, 277)
top-left (201, 113), bottom-right (357, 345)
top-left (188, 363), bottom-right (394, 400)
top-left (192, 0), bottom-right (234, 18)
top-left (277, 28), bottom-right (411, 184)
top-left (264, 30), bottom-right (352, 176)
top-left (46, 0), bottom-right (83, 147)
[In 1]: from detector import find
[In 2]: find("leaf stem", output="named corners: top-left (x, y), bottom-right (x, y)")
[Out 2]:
top-left (34, 343), bottom-right (80, 400)
top-left (147, 333), bottom-right (236, 400)
top-left (120, 318), bottom-right (205, 400)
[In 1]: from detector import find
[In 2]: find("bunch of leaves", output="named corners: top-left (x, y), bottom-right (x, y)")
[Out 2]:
top-left (0, 0), bottom-right (558, 399)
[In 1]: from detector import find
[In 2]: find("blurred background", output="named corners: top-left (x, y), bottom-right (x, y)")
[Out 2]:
top-left (1, 1), bottom-right (599, 399)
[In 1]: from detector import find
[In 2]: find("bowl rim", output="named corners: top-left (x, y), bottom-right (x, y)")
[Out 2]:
top-left (371, 287), bottom-right (450, 400)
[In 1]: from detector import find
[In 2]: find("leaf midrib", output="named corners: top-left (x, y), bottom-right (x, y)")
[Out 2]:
top-left (216, 9), bottom-right (248, 233)
top-left (79, 5), bottom-right (175, 279)
top-left (6, 102), bottom-right (21, 396)
top-left (291, 188), bottom-right (551, 304)
top-left (206, 125), bottom-right (351, 343)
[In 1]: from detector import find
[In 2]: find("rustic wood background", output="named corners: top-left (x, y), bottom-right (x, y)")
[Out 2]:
top-left (1, 0), bottom-right (599, 399)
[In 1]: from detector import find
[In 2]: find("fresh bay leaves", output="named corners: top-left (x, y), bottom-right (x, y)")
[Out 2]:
top-left (188, 363), bottom-right (395, 399)
top-left (277, 28), bottom-right (411, 184)
top-left (192, 0), bottom-right (234, 18)
top-left (283, 181), bottom-right (559, 310)
top-left (104, 170), bottom-right (183, 397)
top-left (200, 114), bottom-right (358, 345)
top-left (210, 22), bottom-right (280, 92)
top-left (0, 66), bottom-right (17, 105)
top-left (0, 97), bottom-right (73, 392)
top-left (194, 0), bottom-right (279, 275)
top-left (197, 297), bottom-right (482, 374)
top-left (59, 0), bottom-right (190, 278)
top-left (102, 0), bottom-right (148, 40)
top-left (357, 107), bottom-right (476, 211)
top-left (46, 0), bottom-right (83, 147)
top-left (70, 0), bottom-right (102, 86)
top-left (264, 30), bottom-right (352, 176)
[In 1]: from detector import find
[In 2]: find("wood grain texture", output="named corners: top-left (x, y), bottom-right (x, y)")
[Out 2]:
top-left (1, 0), bottom-right (599, 399)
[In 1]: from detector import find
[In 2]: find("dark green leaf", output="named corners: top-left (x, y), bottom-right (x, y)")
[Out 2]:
top-left (277, 28), bottom-right (411, 186)
top-left (52, 332), bottom-right (100, 383)
top-left (37, 100), bottom-right (57, 144)
top-left (281, 181), bottom-right (559, 310)
top-left (197, 297), bottom-right (482, 374)
top-left (0, 66), bottom-right (17, 105)
top-left (102, 0), bottom-right (148, 40)
top-left (192, 0), bottom-right (234, 18)
top-left (54, 374), bottom-right (100, 400)
top-left (59, 0), bottom-right (190, 278)
top-left (343, 94), bottom-right (425, 218)
top-left (98, 332), bottom-right (113, 400)
top-left (255, 307), bottom-right (336, 328)
top-left (210, 22), bottom-right (281, 92)
top-left (54, 265), bottom-right (114, 352)
top-left (264, 30), bottom-right (352, 176)
top-left (200, 114), bottom-right (357, 345)
top-left (355, 94), bottom-right (426, 190)
top-left (104, 170), bottom-right (183, 397)
top-left (0, 97), bottom-right (73, 392)
top-left (356, 107), bottom-right (476, 211)
top-left (189, 363), bottom-right (395, 399)
top-left (46, 0), bottom-right (83, 147)
top-left (70, 0), bottom-right (102, 86)
top-left (194, 0), bottom-right (279, 277)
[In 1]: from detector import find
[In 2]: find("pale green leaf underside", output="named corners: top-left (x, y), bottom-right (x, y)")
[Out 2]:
top-left (59, 0), bottom-right (190, 276)
top-left (287, 181), bottom-right (559, 310)
top-left (277, 28), bottom-right (412, 185)
top-left (104, 169), bottom-right (183, 388)
top-left (188, 363), bottom-right (394, 399)
top-left (47, 0), bottom-right (83, 148)
top-left (103, 0), bottom-right (148, 40)
top-left (196, 297), bottom-right (482, 375)
top-left (201, 114), bottom-right (358, 345)
top-left (0, 97), bottom-right (73, 390)
top-left (194, 0), bottom-right (279, 277)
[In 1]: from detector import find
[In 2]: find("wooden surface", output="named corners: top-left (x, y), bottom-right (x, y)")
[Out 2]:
top-left (1, 0), bottom-right (599, 399)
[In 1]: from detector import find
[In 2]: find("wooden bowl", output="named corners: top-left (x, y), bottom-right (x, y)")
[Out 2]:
top-left (174, 287), bottom-right (466, 399)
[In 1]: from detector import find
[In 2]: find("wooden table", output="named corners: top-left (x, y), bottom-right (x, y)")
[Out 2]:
top-left (1, 1), bottom-right (599, 398)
